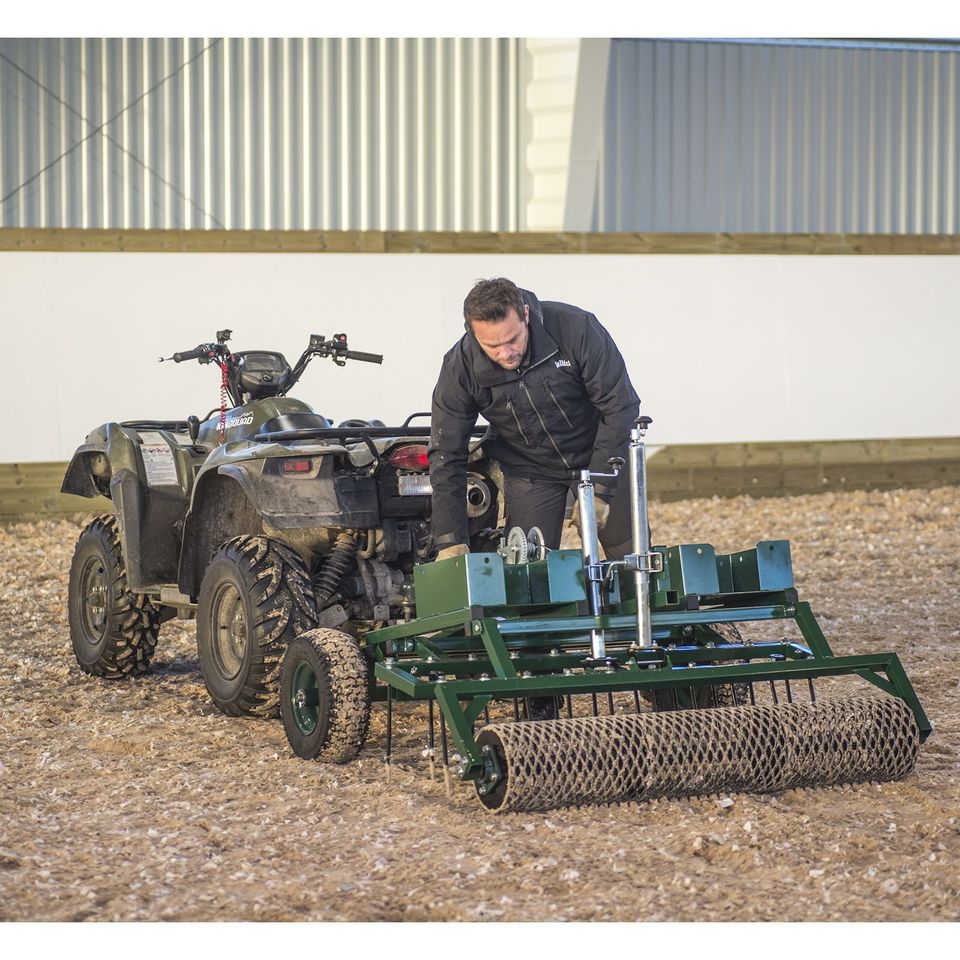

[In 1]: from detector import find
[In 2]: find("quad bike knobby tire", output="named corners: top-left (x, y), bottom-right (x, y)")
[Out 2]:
top-left (197, 535), bottom-right (318, 718)
top-left (68, 515), bottom-right (161, 678)
top-left (280, 628), bottom-right (371, 762)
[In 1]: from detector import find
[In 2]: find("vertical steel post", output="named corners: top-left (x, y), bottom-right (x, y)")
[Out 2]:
top-left (577, 470), bottom-right (606, 659)
top-left (629, 419), bottom-right (653, 648)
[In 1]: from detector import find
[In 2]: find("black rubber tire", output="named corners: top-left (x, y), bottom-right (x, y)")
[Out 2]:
top-left (280, 628), bottom-right (371, 762)
top-left (651, 623), bottom-right (751, 711)
top-left (68, 515), bottom-right (160, 678)
top-left (523, 696), bottom-right (564, 721)
top-left (196, 536), bottom-right (318, 718)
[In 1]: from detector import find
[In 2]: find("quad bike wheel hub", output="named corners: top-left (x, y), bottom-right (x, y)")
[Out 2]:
top-left (290, 660), bottom-right (320, 734)
top-left (79, 556), bottom-right (108, 641)
top-left (211, 583), bottom-right (247, 680)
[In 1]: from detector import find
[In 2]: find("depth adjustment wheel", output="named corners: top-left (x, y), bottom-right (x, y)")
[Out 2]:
top-left (280, 628), bottom-right (371, 762)
top-left (197, 535), bottom-right (318, 718)
top-left (68, 514), bottom-right (160, 677)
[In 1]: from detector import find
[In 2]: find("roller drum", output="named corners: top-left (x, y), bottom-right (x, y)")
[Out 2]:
top-left (475, 696), bottom-right (920, 813)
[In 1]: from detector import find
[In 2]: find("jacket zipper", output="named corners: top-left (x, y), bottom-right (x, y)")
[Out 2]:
top-left (520, 379), bottom-right (571, 470)
top-left (506, 400), bottom-right (530, 446)
top-left (545, 383), bottom-right (574, 427)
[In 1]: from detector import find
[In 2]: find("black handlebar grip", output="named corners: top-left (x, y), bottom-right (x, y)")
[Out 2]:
top-left (345, 350), bottom-right (383, 364)
top-left (173, 346), bottom-right (207, 363)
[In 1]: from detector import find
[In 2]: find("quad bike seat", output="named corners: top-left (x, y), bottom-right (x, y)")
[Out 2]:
top-left (257, 412), bottom-right (334, 436)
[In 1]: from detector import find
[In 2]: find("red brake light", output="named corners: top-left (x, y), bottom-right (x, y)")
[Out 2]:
top-left (282, 458), bottom-right (314, 474)
top-left (388, 444), bottom-right (429, 471)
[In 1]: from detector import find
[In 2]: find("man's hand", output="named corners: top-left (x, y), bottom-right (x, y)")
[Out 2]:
top-left (574, 497), bottom-right (610, 531)
top-left (593, 498), bottom-right (610, 531)
top-left (560, 498), bottom-right (611, 549)
top-left (436, 543), bottom-right (470, 562)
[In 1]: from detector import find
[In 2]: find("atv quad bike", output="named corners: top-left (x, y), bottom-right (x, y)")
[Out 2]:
top-left (63, 330), bottom-right (500, 717)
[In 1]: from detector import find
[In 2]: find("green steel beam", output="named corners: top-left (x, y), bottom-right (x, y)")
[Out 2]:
top-left (367, 608), bottom-right (473, 645)
top-left (477, 619), bottom-right (518, 678)
top-left (433, 684), bottom-right (485, 771)
top-left (793, 602), bottom-right (835, 658)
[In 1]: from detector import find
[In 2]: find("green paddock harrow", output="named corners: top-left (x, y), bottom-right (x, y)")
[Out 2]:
top-left (280, 416), bottom-right (930, 813)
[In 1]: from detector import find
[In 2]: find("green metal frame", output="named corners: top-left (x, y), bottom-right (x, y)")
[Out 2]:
top-left (364, 546), bottom-right (932, 786)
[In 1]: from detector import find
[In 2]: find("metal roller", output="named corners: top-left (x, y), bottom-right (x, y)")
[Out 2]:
top-left (474, 696), bottom-right (920, 813)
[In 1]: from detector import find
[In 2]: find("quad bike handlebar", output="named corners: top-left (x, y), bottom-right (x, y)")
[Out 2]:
top-left (160, 331), bottom-right (382, 407)
top-left (171, 346), bottom-right (212, 363)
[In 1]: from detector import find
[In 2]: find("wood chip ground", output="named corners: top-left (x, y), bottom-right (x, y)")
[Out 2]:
top-left (1, 486), bottom-right (957, 921)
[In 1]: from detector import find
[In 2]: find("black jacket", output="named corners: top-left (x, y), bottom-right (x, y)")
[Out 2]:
top-left (429, 289), bottom-right (639, 546)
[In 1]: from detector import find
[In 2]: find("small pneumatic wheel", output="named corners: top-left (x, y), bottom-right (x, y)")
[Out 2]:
top-left (280, 628), bottom-right (371, 763)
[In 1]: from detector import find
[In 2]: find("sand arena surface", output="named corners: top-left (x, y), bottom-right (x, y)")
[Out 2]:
top-left (0, 486), bottom-right (958, 921)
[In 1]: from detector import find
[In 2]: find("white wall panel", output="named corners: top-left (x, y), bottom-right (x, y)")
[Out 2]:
top-left (1, 251), bottom-right (957, 462)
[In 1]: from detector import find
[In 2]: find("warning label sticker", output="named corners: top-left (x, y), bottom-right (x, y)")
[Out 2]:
top-left (138, 434), bottom-right (179, 486)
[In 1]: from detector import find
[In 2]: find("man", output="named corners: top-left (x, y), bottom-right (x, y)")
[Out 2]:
top-left (429, 277), bottom-right (640, 561)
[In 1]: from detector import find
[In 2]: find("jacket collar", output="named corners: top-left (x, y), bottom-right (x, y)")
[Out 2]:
top-left (467, 288), bottom-right (560, 387)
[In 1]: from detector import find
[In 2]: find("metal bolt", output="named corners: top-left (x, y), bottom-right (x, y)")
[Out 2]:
top-left (468, 653), bottom-right (477, 661)
top-left (295, 688), bottom-right (306, 708)
top-left (522, 671), bottom-right (533, 678)
top-left (550, 648), bottom-right (559, 657)
top-left (510, 651), bottom-right (518, 659)
top-left (480, 673), bottom-right (490, 681)
top-left (384, 658), bottom-right (395, 668)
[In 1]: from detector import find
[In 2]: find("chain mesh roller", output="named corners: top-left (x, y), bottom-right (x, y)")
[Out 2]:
top-left (475, 696), bottom-right (920, 812)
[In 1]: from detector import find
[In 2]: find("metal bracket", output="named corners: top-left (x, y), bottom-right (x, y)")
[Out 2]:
top-left (621, 551), bottom-right (664, 574)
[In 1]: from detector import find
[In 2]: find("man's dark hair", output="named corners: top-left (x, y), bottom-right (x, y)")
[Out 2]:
top-left (463, 277), bottom-right (525, 325)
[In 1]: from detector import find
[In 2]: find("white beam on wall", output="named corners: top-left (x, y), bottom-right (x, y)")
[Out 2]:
top-left (522, 39), bottom-right (581, 230)
top-left (563, 39), bottom-right (611, 231)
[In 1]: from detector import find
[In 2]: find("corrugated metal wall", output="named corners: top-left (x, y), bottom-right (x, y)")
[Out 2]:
top-left (598, 39), bottom-right (960, 233)
top-left (0, 38), bottom-right (520, 230)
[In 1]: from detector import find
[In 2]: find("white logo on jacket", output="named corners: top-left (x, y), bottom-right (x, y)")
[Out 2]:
top-left (555, 358), bottom-right (572, 368)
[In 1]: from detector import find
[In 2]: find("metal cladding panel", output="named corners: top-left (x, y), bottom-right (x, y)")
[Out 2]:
top-left (599, 39), bottom-right (960, 234)
top-left (0, 38), bottom-right (520, 230)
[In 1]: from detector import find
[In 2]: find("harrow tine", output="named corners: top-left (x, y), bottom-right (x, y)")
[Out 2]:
top-left (671, 689), bottom-right (680, 711)
top-left (513, 699), bottom-right (520, 721)
top-left (808, 678), bottom-right (817, 702)
top-left (591, 693), bottom-right (599, 717)
top-left (439, 706), bottom-right (449, 767)
top-left (634, 689), bottom-right (641, 713)
top-left (748, 681), bottom-right (756, 706)
top-left (769, 681), bottom-right (780, 704)
top-left (385, 683), bottom-right (393, 768)
top-left (785, 678), bottom-right (794, 703)
top-left (608, 692), bottom-right (615, 715)
top-left (566, 695), bottom-right (573, 718)
top-left (427, 698), bottom-right (436, 780)
top-left (483, 704), bottom-right (491, 725)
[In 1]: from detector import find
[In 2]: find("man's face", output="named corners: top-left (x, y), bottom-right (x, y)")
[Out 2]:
top-left (470, 305), bottom-right (529, 370)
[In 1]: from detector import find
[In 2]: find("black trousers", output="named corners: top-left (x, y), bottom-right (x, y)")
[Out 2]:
top-left (502, 472), bottom-right (634, 561)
